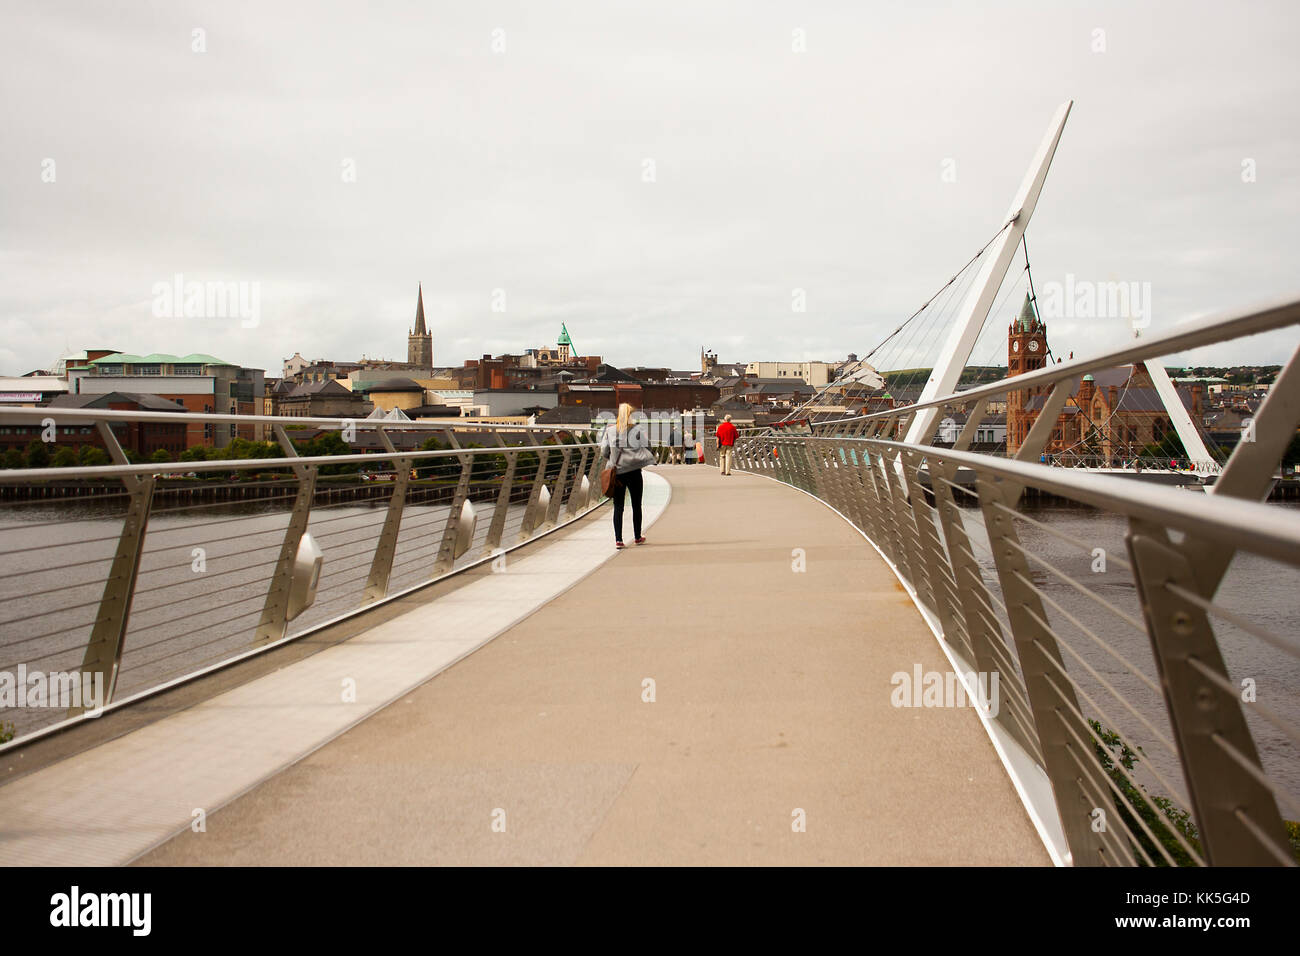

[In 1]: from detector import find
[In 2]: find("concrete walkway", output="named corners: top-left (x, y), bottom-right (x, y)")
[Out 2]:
top-left (138, 465), bottom-right (1048, 866)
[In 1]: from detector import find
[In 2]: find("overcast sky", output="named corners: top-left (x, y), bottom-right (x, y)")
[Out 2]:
top-left (2, 0), bottom-right (1297, 379)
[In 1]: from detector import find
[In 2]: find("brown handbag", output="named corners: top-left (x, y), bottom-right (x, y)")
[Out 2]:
top-left (601, 440), bottom-right (622, 497)
top-left (600, 464), bottom-right (621, 497)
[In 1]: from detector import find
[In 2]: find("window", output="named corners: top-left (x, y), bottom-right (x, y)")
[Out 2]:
top-left (135, 364), bottom-right (160, 376)
top-left (98, 364), bottom-right (122, 375)
top-left (174, 364), bottom-right (202, 376)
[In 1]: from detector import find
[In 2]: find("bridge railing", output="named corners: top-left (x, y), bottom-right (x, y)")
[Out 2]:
top-left (0, 412), bottom-right (608, 744)
top-left (717, 294), bottom-right (1300, 867)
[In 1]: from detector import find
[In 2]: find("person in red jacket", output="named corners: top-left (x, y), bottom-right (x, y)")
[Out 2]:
top-left (715, 414), bottom-right (738, 476)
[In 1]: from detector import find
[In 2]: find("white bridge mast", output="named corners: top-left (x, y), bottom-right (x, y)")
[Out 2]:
top-left (902, 100), bottom-right (1073, 447)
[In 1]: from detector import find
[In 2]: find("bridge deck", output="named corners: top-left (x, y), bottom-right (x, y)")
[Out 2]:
top-left (135, 465), bottom-right (1047, 866)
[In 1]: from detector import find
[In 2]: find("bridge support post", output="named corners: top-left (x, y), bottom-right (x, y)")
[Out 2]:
top-left (361, 426), bottom-right (411, 605)
top-left (831, 443), bottom-right (867, 530)
top-left (928, 453), bottom-right (1042, 762)
top-left (584, 439), bottom-right (605, 508)
top-left (566, 447), bottom-right (591, 517)
top-left (858, 448), bottom-right (896, 565)
top-left (482, 447), bottom-right (519, 558)
top-left (877, 448), bottom-right (934, 610)
top-left (900, 449), bottom-right (964, 647)
top-left (432, 429), bottom-right (474, 575)
top-left (518, 440), bottom-right (551, 541)
top-left (977, 473), bottom-right (1130, 866)
top-left (543, 446), bottom-right (573, 528)
top-left (1126, 520), bottom-right (1291, 865)
top-left (255, 426), bottom-right (317, 646)
top-left (73, 420), bottom-right (155, 712)
top-left (852, 448), bottom-right (889, 546)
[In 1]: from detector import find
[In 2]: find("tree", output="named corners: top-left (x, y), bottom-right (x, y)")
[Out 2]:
top-left (178, 445), bottom-right (209, 462)
top-left (79, 445), bottom-right (110, 467)
top-left (1090, 720), bottom-right (1201, 866)
top-left (24, 438), bottom-right (49, 469)
top-left (293, 431), bottom-right (359, 475)
top-left (151, 448), bottom-right (172, 464)
top-left (3, 449), bottom-right (23, 469)
top-left (51, 446), bottom-right (79, 468)
top-left (1284, 433), bottom-right (1300, 469)
top-left (1138, 432), bottom-right (1187, 464)
top-left (416, 435), bottom-right (458, 480)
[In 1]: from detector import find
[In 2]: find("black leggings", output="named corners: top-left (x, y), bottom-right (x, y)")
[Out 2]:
top-left (612, 467), bottom-right (643, 542)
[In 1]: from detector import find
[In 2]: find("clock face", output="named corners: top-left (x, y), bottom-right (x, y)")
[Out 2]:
top-left (1028, 340), bottom-right (1040, 352)
top-left (1012, 340), bottom-right (1020, 352)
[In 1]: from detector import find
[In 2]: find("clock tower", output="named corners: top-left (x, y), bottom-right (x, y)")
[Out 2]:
top-left (1006, 293), bottom-right (1049, 455)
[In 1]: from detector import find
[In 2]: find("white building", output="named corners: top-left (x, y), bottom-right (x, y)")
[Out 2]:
top-left (744, 361), bottom-right (832, 387)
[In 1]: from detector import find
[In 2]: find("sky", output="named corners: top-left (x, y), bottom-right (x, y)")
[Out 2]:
top-left (2, 0), bottom-right (1298, 379)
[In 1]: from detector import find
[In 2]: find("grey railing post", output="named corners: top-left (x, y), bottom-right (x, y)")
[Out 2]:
top-left (976, 472), bottom-right (1129, 866)
top-left (584, 439), bottom-right (606, 508)
top-left (830, 442), bottom-right (859, 528)
top-left (432, 427), bottom-right (474, 575)
top-left (877, 446), bottom-right (935, 611)
top-left (482, 444), bottom-right (519, 559)
top-left (543, 445), bottom-right (573, 528)
top-left (859, 447), bottom-right (902, 571)
top-left (928, 460), bottom-right (1042, 762)
top-left (518, 436), bottom-right (551, 541)
top-left (566, 447), bottom-right (591, 516)
top-left (361, 425), bottom-right (411, 605)
top-left (899, 448), bottom-right (967, 656)
top-left (1126, 518), bottom-right (1292, 865)
top-left (254, 424), bottom-right (318, 646)
top-left (73, 420), bottom-right (155, 712)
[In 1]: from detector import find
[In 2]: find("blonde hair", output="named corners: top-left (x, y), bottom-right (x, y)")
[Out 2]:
top-left (616, 403), bottom-right (634, 434)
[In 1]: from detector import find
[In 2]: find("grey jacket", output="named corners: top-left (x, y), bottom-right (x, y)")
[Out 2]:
top-left (600, 423), bottom-right (655, 474)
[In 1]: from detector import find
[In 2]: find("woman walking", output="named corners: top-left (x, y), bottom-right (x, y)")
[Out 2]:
top-left (600, 403), bottom-right (655, 548)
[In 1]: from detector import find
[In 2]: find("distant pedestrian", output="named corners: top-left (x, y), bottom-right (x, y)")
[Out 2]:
top-left (716, 414), bottom-right (738, 475)
top-left (669, 422), bottom-right (684, 464)
top-left (600, 403), bottom-right (655, 548)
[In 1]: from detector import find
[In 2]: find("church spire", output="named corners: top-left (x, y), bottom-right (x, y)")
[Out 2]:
top-left (413, 284), bottom-right (427, 336)
top-left (1017, 292), bottom-right (1039, 333)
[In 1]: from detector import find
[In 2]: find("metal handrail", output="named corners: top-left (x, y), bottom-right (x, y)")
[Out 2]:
top-left (0, 404), bottom-right (579, 432)
top-left (0, 421), bottom-right (610, 746)
top-left (0, 441), bottom-right (593, 482)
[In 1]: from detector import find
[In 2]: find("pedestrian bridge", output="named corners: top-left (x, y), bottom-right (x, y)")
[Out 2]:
top-left (1, 296), bottom-right (1298, 867)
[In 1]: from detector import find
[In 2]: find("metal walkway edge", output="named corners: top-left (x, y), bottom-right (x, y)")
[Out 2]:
top-left (135, 466), bottom-right (1048, 866)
